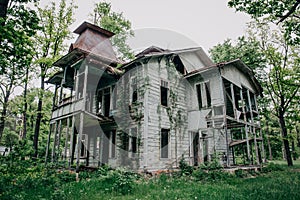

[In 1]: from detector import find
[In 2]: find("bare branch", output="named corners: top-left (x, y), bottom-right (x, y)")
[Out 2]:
top-left (277, 1), bottom-right (300, 24)
top-left (283, 86), bottom-right (300, 111)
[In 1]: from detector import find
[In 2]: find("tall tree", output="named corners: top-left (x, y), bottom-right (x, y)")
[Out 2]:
top-left (92, 2), bottom-right (134, 60)
top-left (32, 0), bottom-right (76, 158)
top-left (0, 0), bottom-right (39, 140)
top-left (228, 0), bottom-right (300, 44)
top-left (252, 22), bottom-right (300, 166)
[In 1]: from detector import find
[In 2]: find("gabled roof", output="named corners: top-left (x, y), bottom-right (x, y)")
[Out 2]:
top-left (135, 46), bottom-right (167, 57)
top-left (121, 46), bottom-right (214, 73)
top-left (185, 59), bottom-right (263, 96)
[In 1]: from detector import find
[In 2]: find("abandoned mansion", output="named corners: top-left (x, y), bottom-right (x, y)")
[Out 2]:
top-left (45, 22), bottom-right (265, 171)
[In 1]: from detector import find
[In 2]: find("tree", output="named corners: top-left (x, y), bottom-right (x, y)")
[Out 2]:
top-left (228, 0), bottom-right (300, 44)
top-left (209, 36), bottom-right (266, 72)
top-left (255, 23), bottom-right (300, 166)
top-left (92, 2), bottom-right (134, 60)
top-left (32, 0), bottom-right (76, 158)
top-left (0, 0), bottom-right (39, 140)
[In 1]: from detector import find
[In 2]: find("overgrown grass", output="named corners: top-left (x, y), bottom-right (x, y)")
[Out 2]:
top-left (1, 158), bottom-right (300, 200)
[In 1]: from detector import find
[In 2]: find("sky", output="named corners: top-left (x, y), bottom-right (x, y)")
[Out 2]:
top-left (50, 0), bottom-right (252, 54)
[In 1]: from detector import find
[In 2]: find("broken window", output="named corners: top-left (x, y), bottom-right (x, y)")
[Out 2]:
top-left (112, 85), bottom-right (117, 110)
top-left (161, 80), bottom-right (169, 107)
top-left (196, 84), bottom-right (202, 109)
top-left (173, 55), bottom-right (186, 74)
top-left (110, 130), bottom-right (116, 158)
top-left (120, 131), bottom-right (129, 151)
top-left (96, 87), bottom-right (111, 117)
top-left (205, 82), bottom-right (211, 107)
top-left (160, 129), bottom-right (169, 158)
top-left (131, 127), bottom-right (137, 155)
top-left (131, 77), bottom-right (138, 104)
top-left (196, 82), bottom-right (211, 109)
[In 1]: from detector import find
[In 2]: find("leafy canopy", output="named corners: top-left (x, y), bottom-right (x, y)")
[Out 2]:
top-left (228, 0), bottom-right (300, 44)
top-left (93, 2), bottom-right (134, 60)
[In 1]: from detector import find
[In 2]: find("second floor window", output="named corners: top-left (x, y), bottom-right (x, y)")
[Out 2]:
top-left (196, 82), bottom-right (211, 109)
top-left (161, 80), bottom-right (169, 107)
top-left (131, 77), bottom-right (138, 104)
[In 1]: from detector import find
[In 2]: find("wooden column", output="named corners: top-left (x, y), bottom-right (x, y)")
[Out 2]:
top-left (240, 89), bottom-right (250, 162)
top-left (56, 120), bottom-right (63, 161)
top-left (69, 115), bottom-right (76, 167)
top-left (76, 63), bottom-right (88, 172)
top-left (247, 90), bottom-right (259, 165)
top-left (230, 84), bottom-right (237, 118)
top-left (64, 117), bottom-right (70, 161)
top-left (51, 121), bottom-right (59, 162)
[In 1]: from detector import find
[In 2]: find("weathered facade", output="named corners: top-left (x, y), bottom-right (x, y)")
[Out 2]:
top-left (46, 22), bottom-right (265, 171)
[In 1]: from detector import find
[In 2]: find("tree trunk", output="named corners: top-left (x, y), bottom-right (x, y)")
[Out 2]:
top-left (266, 120), bottom-right (273, 160)
top-left (267, 135), bottom-right (273, 160)
top-left (33, 74), bottom-right (45, 158)
top-left (0, 87), bottom-right (11, 141)
top-left (22, 67), bottom-right (29, 139)
top-left (279, 112), bottom-right (293, 166)
top-left (0, 0), bottom-right (9, 25)
top-left (0, 106), bottom-right (7, 141)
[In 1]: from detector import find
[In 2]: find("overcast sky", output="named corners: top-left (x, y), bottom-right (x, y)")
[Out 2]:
top-left (40, 0), bottom-right (252, 54)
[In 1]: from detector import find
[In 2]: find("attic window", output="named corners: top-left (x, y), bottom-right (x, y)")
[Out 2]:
top-left (160, 80), bottom-right (169, 107)
top-left (173, 55), bottom-right (186, 74)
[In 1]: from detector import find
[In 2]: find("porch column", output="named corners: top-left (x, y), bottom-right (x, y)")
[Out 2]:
top-left (64, 117), bottom-right (70, 161)
top-left (69, 115), bottom-right (76, 167)
top-left (51, 121), bottom-right (59, 162)
top-left (230, 84), bottom-right (236, 118)
top-left (247, 90), bottom-right (259, 165)
top-left (240, 89), bottom-right (250, 162)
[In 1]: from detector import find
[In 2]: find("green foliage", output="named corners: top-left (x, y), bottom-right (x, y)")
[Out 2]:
top-left (192, 168), bottom-right (233, 182)
top-left (209, 36), bottom-right (266, 78)
top-left (93, 2), bottom-right (134, 60)
top-left (0, 0), bottom-right (39, 74)
top-left (101, 168), bottom-right (137, 195)
top-left (179, 157), bottom-right (193, 176)
top-left (228, 0), bottom-right (300, 45)
top-left (262, 162), bottom-right (285, 173)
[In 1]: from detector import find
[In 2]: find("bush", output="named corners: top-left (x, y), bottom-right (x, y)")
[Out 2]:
top-left (179, 158), bottom-right (193, 176)
top-left (101, 168), bottom-right (138, 195)
top-left (235, 169), bottom-right (247, 178)
top-left (192, 168), bottom-right (233, 182)
top-left (262, 162), bottom-right (285, 173)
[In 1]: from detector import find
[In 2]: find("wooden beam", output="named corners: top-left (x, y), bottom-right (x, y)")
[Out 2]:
top-left (240, 88), bottom-right (250, 163)
top-left (69, 115), bottom-right (76, 167)
top-left (64, 117), bottom-right (70, 161)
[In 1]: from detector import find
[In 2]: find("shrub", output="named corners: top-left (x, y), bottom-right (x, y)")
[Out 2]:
top-left (192, 168), bottom-right (233, 182)
top-left (235, 169), bottom-right (247, 178)
top-left (262, 162), bottom-right (285, 173)
top-left (179, 157), bottom-right (193, 176)
top-left (101, 168), bottom-right (137, 195)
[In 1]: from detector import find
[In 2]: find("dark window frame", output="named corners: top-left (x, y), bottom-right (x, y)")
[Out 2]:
top-left (160, 80), bottom-right (169, 107)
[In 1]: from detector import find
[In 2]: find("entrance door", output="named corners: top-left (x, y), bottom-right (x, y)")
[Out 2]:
top-left (101, 131), bottom-right (110, 165)
top-left (192, 132), bottom-right (199, 166)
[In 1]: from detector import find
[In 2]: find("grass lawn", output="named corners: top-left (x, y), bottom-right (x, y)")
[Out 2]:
top-left (1, 160), bottom-right (300, 200)
top-left (60, 161), bottom-right (300, 200)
